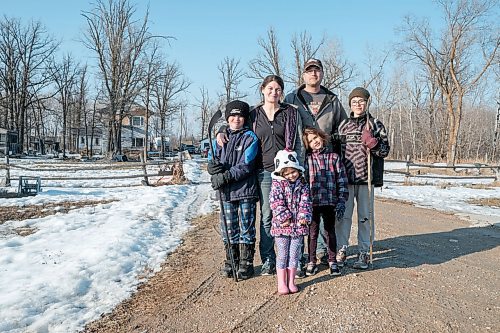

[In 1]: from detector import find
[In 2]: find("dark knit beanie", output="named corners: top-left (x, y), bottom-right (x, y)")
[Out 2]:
top-left (348, 87), bottom-right (370, 106)
top-left (225, 100), bottom-right (250, 120)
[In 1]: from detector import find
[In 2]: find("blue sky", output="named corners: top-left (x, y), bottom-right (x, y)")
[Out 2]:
top-left (3, 0), bottom-right (444, 103)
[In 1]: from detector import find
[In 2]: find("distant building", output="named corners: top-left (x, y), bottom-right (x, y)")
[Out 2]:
top-left (73, 127), bottom-right (105, 156)
top-left (153, 136), bottom-right (171, 151)
top-left (97, 104), bottom-right (162, 156)
top-left (121, 105), bottom-right (150, 154)
top-left (0, 128), bottom-right (21, 157)
top-left (27, 136), bottom-right (60, 156)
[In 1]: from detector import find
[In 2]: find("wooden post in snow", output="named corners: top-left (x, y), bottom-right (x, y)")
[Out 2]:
top-left (5, 155), bottom-right (11, 187)
top-left (405, 154), bottom-right (411, 185)
top-left (140, 151), bottom-right (149, 186)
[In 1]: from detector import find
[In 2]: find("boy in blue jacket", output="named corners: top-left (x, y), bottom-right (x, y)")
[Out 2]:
top-left (208, 100), bottom-right (260, 280)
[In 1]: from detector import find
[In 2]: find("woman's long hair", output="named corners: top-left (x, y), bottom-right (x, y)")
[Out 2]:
top-left (260, 74), bottom-right (284, 103)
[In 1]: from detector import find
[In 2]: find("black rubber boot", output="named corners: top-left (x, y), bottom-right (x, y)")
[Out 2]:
top-left (222, 243), bottom-right (239, 278)
top-left (237, 243), bottom-right (255, 280)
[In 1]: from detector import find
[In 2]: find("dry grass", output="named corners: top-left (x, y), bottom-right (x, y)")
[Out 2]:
top-left (0, 199), bottom-right (117, 224)
top-left (409, 167), bottom-right (497, 177)
top-left (463, 181), bottom-right (500, 189)
top-left (468, 197), bottom-right (500, 208)
top-left (13, 226), bottom-right (38, 236)
top-left (402, 179), bottom-right (499, 189)
top-left (402, 180), bottom-right (429, 186)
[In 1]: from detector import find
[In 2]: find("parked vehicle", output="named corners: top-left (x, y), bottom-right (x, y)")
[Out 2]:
top-left (181, 144), bottom-right (196, 154)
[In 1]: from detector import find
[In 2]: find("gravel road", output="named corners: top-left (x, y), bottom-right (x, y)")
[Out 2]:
top-left (83, 198), bottom-right (500, 333)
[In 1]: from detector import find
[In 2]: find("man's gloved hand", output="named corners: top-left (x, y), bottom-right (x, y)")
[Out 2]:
top-left (211, 170), bottom-right (232, 190)
top-left (207, 161), bottom-right (225, 175)
top-left (336, 203), bottom-right (345, 221)
top-left (361, 127), bottom-right (378, 149)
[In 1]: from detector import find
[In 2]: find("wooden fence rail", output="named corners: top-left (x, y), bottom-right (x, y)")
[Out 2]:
top-left (2, 155), bottom-right (180, 188)
top-left (0, 160), bottom-right (176, 172)
top-left (385, 156), bottom-right (499, 183)
top-left (9, 173), bottom-right (164, 181)
top-left (408, 162), bottom-right (500, 170)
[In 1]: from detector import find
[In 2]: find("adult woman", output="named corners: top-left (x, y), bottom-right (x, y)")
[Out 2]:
top-left (217, 75), bottom-right (303, 275)
top-left (252, 75), bottom-right (304, 275)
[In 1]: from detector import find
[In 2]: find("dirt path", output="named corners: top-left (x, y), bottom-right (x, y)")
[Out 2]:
top-left (83, 199), bottom-right (499, 333)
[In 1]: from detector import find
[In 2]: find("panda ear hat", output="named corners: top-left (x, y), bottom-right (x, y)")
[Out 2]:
top-left (273, 149), bottom-right (304, 177)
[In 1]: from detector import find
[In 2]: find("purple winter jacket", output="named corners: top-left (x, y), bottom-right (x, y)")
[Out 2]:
top-left (269, 176), bottom-right (312, 237)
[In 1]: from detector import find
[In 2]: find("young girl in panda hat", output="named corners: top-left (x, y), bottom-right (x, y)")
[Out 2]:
top-left (269, 149), bottom-right (312, 295)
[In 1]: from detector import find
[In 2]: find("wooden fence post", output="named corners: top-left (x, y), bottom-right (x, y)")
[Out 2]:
top-left (140, 152), bottom-right (149, 186)
top-left (405, 154), bottom-right (411, 185)
top-left (5, 155), bottom-right (10, 187)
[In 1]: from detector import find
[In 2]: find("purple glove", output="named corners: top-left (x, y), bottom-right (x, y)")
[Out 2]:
top-left (361, 127), bottom-right (378, 149)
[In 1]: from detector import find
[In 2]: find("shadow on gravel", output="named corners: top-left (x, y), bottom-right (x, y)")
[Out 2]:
top-left (371, 225), bottom-right (499, 269)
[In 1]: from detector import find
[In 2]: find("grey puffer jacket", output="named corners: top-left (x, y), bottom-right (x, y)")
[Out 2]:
top-left (284, 84), bottom-right (347, 155)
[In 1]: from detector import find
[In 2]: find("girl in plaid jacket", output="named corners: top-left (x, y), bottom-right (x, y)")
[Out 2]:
top-left (269, 149), bottom-right (312, 295)
top-left (303, 127), bottom-right (349, 277)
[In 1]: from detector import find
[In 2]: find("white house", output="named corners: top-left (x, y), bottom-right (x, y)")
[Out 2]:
top-left (75, 127), bottom-right (104, 155)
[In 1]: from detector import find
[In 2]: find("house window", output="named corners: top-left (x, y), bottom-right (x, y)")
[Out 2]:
top-left (132, 138), bottom-right (144, 147)
top-left (132, 116), bottom-right (144, 127)
top-left (95, 138), bottom-right (100, 145)
top-left (80, 137), bottom-right (85, 144)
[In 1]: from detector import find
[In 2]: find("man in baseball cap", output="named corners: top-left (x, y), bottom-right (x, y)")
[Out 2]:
top-left (303, 58), bottom-right (323, 72)
top-left (284, 57), bottom-right (347, 277)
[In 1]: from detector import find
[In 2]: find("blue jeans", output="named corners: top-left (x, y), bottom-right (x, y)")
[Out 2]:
top-left (317, 218), bottom-right (328, 256)
top-left (257, 170), bottom-right (275, 264)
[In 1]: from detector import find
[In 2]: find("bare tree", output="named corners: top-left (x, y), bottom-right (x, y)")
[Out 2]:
top-left (0, 16), bottom-right (58, 150)
top-left (151, 61), bottom-right (190, 157)
top-left (289, 31), bottom-right (325, 87)
top-left (177, 102), bottom-right (188, 149)
top-left (247, 27), bottom-right (282, 85)
top-left (81, 0), bottom-right (158, 157)
top-left (75, 65), bottom-right (93, 156)
top-left (492, 66), bottom-right (500, 162)
top-left (218, 56), bottom-right (246, 103)
top-left (88, 90), bottom-right (105, 157)
top-left (140, 42), bottom-right (162, 158)
top-left (321, 38), bottom-right (355, 92)
top-left (404, 76), bottom-right (427, 160)
top-left (48, 54), bottom-right (80, 158)
top-left (195, 86), bottom-right (214, 140)
top-left (400, 0), bottom-right (499, 165)
top-left (246, 28), bottom-right (326, 91)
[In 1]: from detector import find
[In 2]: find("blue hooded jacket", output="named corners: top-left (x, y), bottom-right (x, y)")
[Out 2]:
top-left (209, 126), bottom-right (259, 202)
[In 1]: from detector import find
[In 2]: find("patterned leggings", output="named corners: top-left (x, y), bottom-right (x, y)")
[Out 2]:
top-left (275, 236), bottom-right (304, 269)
